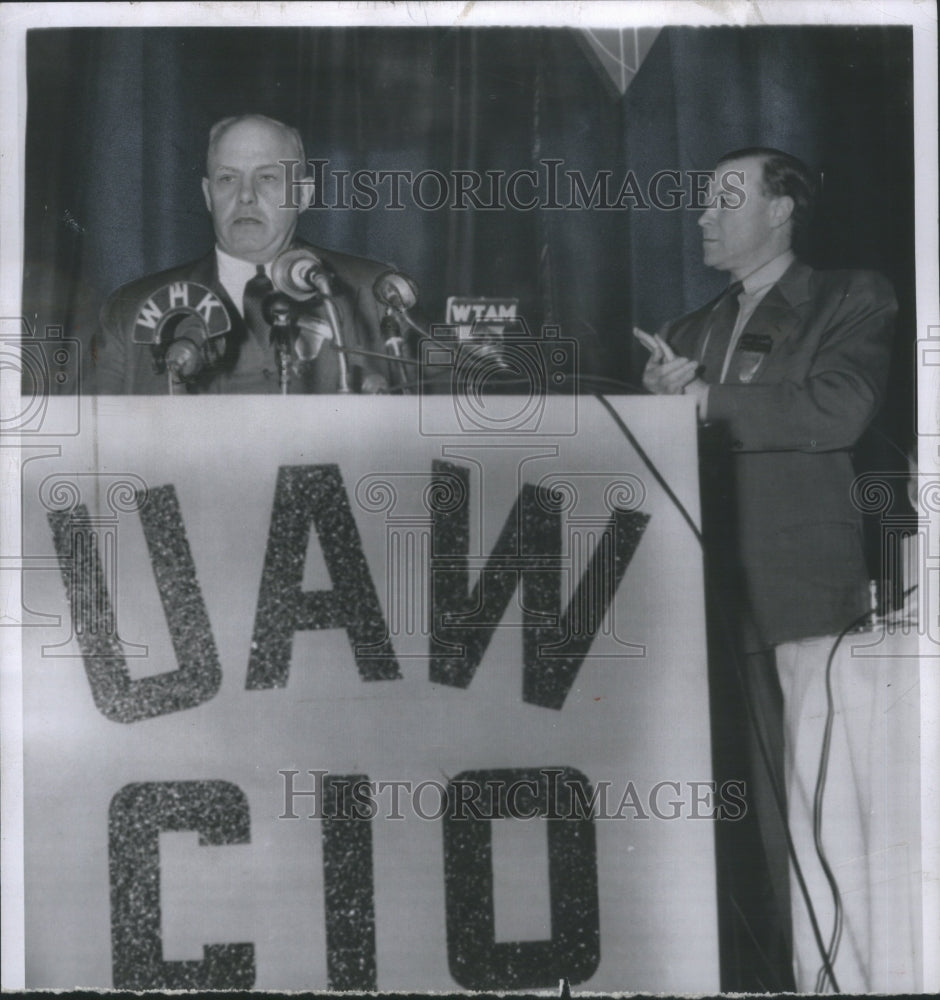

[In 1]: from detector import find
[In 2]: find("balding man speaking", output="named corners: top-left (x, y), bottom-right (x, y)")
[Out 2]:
top-left (637, 147), bottom-right (898, 991)
top-left (94, 114), bottom-right (401, 394)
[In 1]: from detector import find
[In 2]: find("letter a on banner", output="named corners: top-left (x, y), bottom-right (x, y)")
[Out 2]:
top-left (246, 465), bottom-right (400, 688)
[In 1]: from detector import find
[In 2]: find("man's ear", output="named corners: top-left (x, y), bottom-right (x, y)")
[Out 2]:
top-left (201, 177), bottom-right (212, 213)
top-left (770, 194), bottom-right (795, 229)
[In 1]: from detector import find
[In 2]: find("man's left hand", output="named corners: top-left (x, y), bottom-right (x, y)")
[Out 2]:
top-left (681, 375), bottom-right (709, 419)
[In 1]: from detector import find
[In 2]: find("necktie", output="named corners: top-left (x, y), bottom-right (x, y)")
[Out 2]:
top-left (698, 280), bottom-right (743, 383)
top-left (242, 264), bottom-right (274, 349)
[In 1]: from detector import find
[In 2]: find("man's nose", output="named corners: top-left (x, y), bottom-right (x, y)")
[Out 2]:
top-left (697, 208), bottom-right (714, 228)
top-left (238, 178), bottom-right (256, 203)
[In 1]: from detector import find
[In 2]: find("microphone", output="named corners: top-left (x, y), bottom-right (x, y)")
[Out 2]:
top-left (163, 314), bottom-right (212, 379)
top-left (261, 278), bottom-right (333, 360)
top-left (374, 270), bottom-right (426, 393)
top-left (373, 268), bottom-right (435, 347)
top-left (271, 247), bottom-right (330, 302)
top-left (262, 292), bottom-right (294, 354)
top-left (271, 247), bottom-right (350, 393)
top-left (132, 282), bottom-right (231, 382)
top-left (373, 270), bottom-right (418, 312)
top-left (261, 291), bottom-right (297, 395)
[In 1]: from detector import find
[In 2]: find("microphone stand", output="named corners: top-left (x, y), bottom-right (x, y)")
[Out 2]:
top-left (296, 274), bottom-right (352, 394)
top-left (270, 249), bottom-right (352, 394)
top-left (319, 290), bottom-right (351, 394)
top-left (381, 309), bottom-right (412, 394)
top-left (397, 309), bottom-right (431, 341)
top-left (263, 292), bottom-right (296, 395)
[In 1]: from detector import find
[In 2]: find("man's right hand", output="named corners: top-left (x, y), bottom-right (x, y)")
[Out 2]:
top-left (635, 327), bottom-right (699, 395)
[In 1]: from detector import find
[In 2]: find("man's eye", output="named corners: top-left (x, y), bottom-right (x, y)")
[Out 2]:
top-left (216, 175), bottom-right (235, 184)
top-left (259, 173), bottom-right (279, 183)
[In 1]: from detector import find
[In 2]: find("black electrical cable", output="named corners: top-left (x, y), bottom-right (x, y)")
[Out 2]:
top-left (593, 390), bottom-right (844, 992)
top-left (812, 617), bottom-right (856, 993)
top-left (593, 393), bottom-right (704, 546)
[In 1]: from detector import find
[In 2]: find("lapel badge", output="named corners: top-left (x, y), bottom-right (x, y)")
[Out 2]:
top-left (732, 332), bottom-right (773, 383)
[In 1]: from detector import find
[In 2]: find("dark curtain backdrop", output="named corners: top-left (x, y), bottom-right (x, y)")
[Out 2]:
top-left (25, 25), bottom-right (912, 420)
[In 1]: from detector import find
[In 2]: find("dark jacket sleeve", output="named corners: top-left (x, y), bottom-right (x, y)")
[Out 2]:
top-left (94, 290), bottom-right (133, 394)
top-left (703, 271), bottom-right (896, 453)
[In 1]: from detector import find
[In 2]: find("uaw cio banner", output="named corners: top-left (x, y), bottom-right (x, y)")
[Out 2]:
top-left (19, 394), bottom-right (720, 991)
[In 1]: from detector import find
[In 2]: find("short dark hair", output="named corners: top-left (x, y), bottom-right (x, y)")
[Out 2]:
top-left (717, 146), bottom-right (817, 249)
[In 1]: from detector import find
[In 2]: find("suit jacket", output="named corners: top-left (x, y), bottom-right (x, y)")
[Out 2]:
top-left (93, 241), bottom-right (397, 394)
top-left (661, 261), bottom-right (896, 649)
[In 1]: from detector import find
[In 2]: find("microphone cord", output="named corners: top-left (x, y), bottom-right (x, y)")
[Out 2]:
top-left (593, 393), bottom-right (703, 546)
top-left (811, 611), bottom-right (857, 993)
top-left (810, 582), bottom-right (918, 993)
top-left (593, 390), bottom-right (843, 992)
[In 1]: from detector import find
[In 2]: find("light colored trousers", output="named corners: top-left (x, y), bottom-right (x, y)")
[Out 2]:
top-left (776, 632), bottom-right (922, 992)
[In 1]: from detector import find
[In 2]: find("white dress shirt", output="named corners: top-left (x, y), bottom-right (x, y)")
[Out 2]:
top-left (215, 247), bottom-right (272, 318)
top-left (718, 249), bottom-right (795, 382)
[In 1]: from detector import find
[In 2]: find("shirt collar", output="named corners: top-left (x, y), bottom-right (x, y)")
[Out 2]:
top-left (215, 246), bottom-right (271, 286)
top-left (738, 249), bottom-right (796, 297)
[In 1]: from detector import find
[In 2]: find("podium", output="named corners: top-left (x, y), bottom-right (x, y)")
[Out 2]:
top-left (18, 395), bottom-right (719, 990)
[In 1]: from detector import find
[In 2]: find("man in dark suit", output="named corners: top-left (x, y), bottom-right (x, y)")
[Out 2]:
top-left (94, 114), bottom-right (398, 394)
top-left (638, 147), bottom-right (896, 991)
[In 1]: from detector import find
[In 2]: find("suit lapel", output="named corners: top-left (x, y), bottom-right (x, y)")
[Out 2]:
top-left (192, 250), bottom-right (254, 371)
top-left (724, 261), bottom-right (814, 384)
top-left (668, 296), bottom-right (723, 361)
top-left (198, 251), bottom-right (243, 330)
top-left (188, 250), bottom-right (217, 287)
